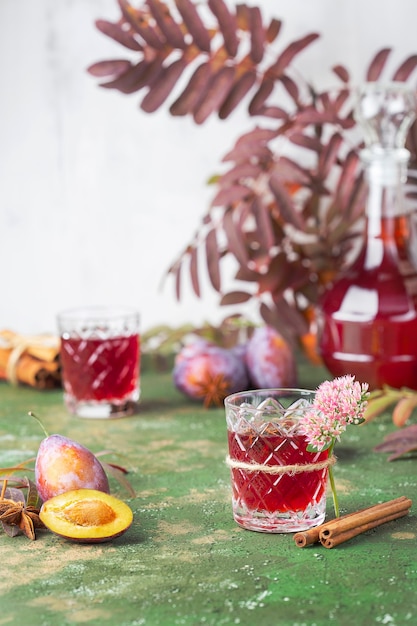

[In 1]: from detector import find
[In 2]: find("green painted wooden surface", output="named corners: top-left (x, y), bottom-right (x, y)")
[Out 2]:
top-left (0, 361), bottom-right (416, 626)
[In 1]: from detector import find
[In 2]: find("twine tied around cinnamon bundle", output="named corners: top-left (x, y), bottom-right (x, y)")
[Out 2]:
top-left (0, 331), bottom-right (60, 385)
top-left (225, 454), bottom-right (336, 476)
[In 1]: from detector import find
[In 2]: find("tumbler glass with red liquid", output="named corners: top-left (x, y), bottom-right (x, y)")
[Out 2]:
top-left (225, 389), bottom-right (329, 533)
top-left (58, 307), bottom-right (140, 418)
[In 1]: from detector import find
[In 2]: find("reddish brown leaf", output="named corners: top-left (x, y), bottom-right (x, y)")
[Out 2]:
top-left (118, 0), bottom-right (166, 48)
top-left (170, 62), bottom-right (212, 116)
top-left (272, 156), bottom-right (311, 186)
top-left (189, 246), bottom-right (201, 297)
top-left (332, 88), bottom-right (351, 114)
top-left (332, 150), bottom-right (362, 216)
top-left (174, 261), bottom-right (182, 300)
top-left (235, 265), bottom-right (261, 282)
top-left (374, 424), bottom-right (417, 461)
top-left (259, 301), bottom-right (299, 345)
top-left (251, 197), bottom-right (274, 252)
top-left (141, 58), bottom-right (188, 112)
top-left (219, 162), bottom-right (262, 186)
top-left (248, 78), bottom-right (275, 115)
top-left (257, 254), bottom-right (289, 295)
top-left (269, 174), bottom-right (305, 230)
top-left (221, 126), bottom-right (276, 162)
top-left (295, 108), bottom-right (344, 125)
top-left (256, 106), bottom-right (288, 120)
top-left (99, 59), bottom-right (163, 94)
top-left (273, 295), bottom-right (309, 335)
top-left (2, 521), bottom-right (20, 538)
top-left (167, 257), bottom-right (182, 300)
top-left (87, 60), bottom-right (132, 79)
top-left (268, 33), bottom-right (319, 77)
top-left (406, 121), bottom-right (417, 156)
top-left (95, 19), bottom-right (143, 51)
top-left (219, 70), bottom-right (257, 119)
top-left (220, 291), bottom-right (252, 305)
top-left (332, 64), bottom-right (350, 83)
top-left (222, 141), bottom-right (273, 164)
top-left (248, 6), bottom-right (265, 63)
top-left (279, 75), bottom-right (299, 103)
top-left (392, 55), bottom-right (417, 81)
top-left (366, 47), bottom-right (391, 81)
top-left (205, 228), bottom-right (221, 291)
top-left (318, 132), bottom-right (343, 179)
top-left (344, 176), bottom-right (366, 226)
top-left (211, 184), bottom-right (250, 207)
top-left (146, 0), bottom-right (186, 49)
top-left (208, 0), bottom-right (239, 57)
top-left (235, 4), bottom-right (250, 30)
top-left (223, 208), bottom-right (250, 267)
top-left (99, 462), bottom-right (136, 497)
top-left (236, 127), bottom-right (278, 147)
top-left (175, 0), bottom-right (211, 52)
top-left (289, 133), bottom-right (322, 153)
top-left (320, 92), bottom-right (331, 110)
top-left (266, 18), bottom-right (282, 43)
top-left (193, 66), bottom-right (237, 124)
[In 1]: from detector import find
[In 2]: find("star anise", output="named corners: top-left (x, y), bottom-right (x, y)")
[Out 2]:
top-left (193, 373), bottom-right (231, 408)
top-left (0, 479), bottom-right (45, 540)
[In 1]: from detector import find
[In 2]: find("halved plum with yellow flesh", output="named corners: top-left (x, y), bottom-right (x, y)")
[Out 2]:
top-left (40, 489), bottom-right (133, 543)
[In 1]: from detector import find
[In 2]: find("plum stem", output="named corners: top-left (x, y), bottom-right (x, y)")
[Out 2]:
top-left (28, 411), bottom-right (49, 438)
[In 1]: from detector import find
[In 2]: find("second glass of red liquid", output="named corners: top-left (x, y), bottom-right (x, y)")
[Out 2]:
top-left (58, 307), bottom-right (140, 419)
top-left (225, 389), bottom-right (329, 533)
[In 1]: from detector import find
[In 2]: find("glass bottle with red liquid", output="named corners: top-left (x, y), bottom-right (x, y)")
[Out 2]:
top-left (319, 83), bottom-right (417, 390)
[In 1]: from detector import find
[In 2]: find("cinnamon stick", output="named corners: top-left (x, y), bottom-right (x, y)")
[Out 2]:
top-left (294, 496), bottom-right (412, 548)
top-left (294, 507), bottom-right (364, 547)
top-left (320, 496), bottom-right (411, 540)
top-left (320, 509), bottom-right (410, 549)
top-left (0, 330), bottom-right (61, 389)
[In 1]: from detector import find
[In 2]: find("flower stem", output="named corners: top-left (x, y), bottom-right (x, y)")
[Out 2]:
top-left (328, 441), bottom-right (339, 518)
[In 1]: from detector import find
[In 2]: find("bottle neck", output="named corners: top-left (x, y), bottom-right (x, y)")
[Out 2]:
top-left (361, 150), bottom-right (409, 223)
top-left (363, 149), bottom-right (409, 237)
top-left (359, 149), bottom-right (410, 269)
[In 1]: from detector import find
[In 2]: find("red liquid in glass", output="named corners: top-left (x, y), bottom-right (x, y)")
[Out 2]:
top-left (227, 428), bottom-right (328, 515)
top-left (60, 334), bottom-right (140, 401)
top-left (320, 215), bottom-right (417, 390)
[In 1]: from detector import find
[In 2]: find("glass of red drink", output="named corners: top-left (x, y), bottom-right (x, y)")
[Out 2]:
top-left (225, 389), bottom-right (329, 533)
top-left (57, 307), bottom-right (140, 418)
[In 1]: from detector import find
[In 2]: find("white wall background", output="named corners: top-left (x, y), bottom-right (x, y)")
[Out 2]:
top-left (1, 0), bottom-right (417, 335)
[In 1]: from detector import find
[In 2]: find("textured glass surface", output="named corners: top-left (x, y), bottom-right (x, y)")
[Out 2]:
top-left (225, 389), bottom-right (328, 533)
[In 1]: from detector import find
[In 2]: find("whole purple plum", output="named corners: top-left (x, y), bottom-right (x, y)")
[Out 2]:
top-left (245, 326), bottom-right (297, 389)
top-left (173, 341), bottom-right (249, 407)
top-left (174, 338), bottom-right (213, 364)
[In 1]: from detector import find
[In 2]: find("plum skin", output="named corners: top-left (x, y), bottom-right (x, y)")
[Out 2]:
top-left (245, 326), bottom-right (298, 388)
top-left (173, 341), bottom-right (249, 404)
top-left (35, 434), bottom-right (110, 503)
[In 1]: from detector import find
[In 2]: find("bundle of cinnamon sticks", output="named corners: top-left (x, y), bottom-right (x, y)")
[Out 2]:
top-left (0, 329), bottom-right (61, 390)
top-left (294, 496), bottom-right (412, 549)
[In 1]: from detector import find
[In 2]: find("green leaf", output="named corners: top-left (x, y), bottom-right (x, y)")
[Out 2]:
top-left (26, 478), bottom-right (42, 509)
top-left (306, 441), bottom-right (332, 453)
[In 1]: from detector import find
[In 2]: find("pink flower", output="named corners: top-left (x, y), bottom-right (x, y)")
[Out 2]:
top-left (299, 375), bottom-right (369, 452)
